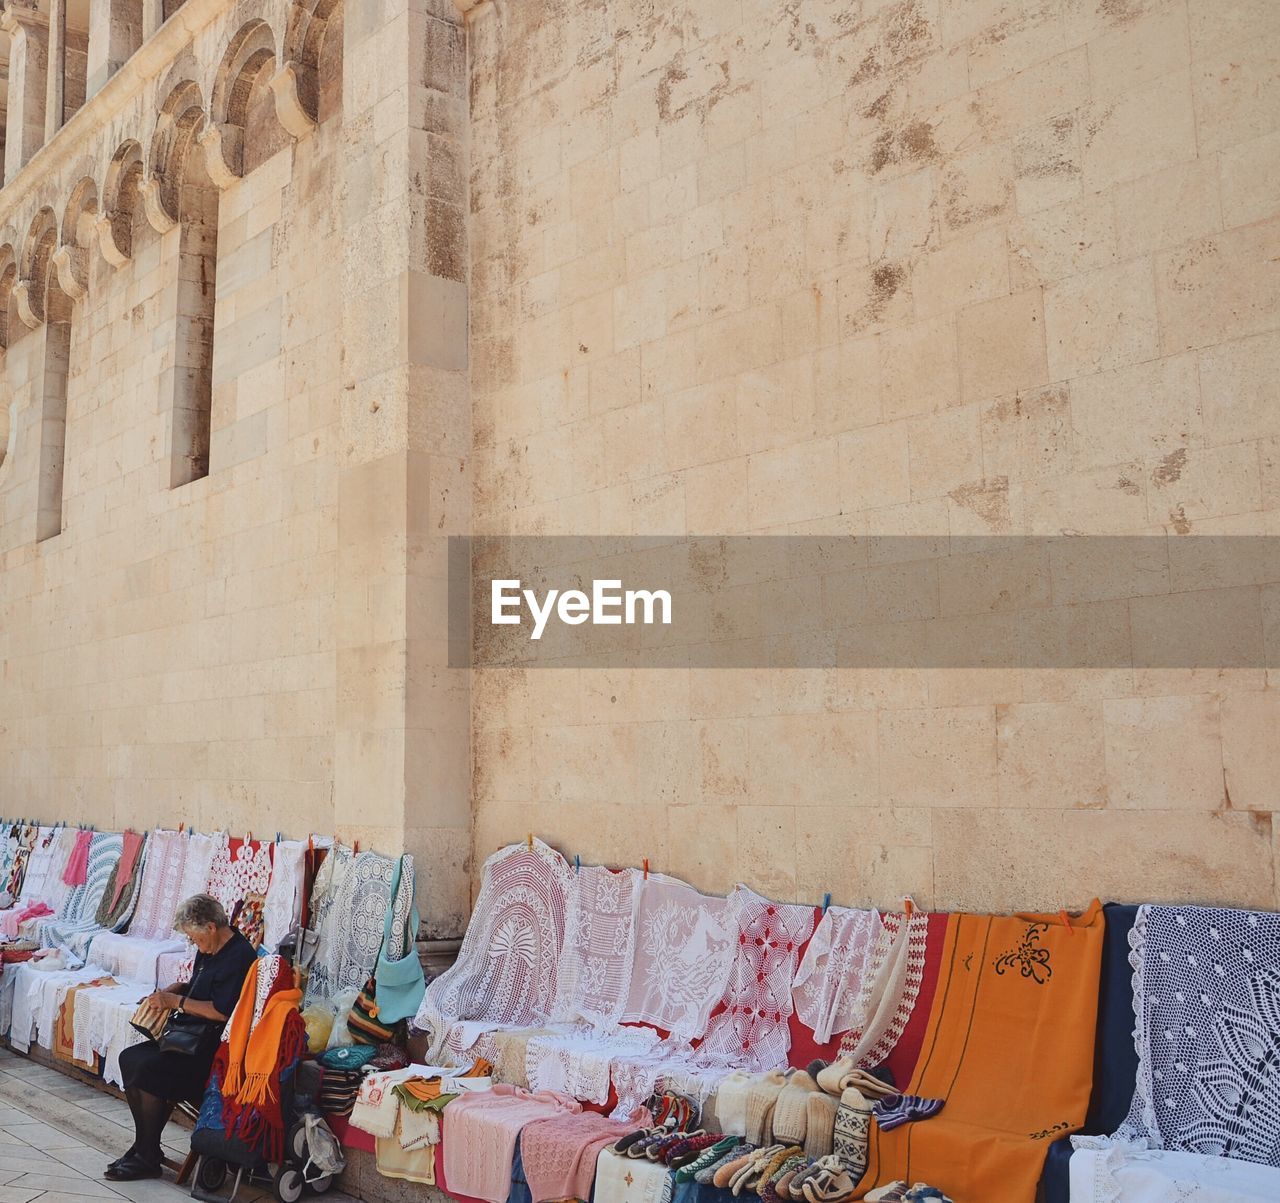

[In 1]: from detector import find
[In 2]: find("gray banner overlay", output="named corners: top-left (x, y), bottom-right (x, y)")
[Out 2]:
top-left (449, 536), bottom-right (1280, 669)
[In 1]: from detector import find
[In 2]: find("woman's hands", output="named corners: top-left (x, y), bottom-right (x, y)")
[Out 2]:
top-left (145, 991), bottom-right (184, 1010)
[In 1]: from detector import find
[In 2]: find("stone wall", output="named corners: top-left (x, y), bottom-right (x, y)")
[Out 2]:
top-left (467, 0), bottom-right (1280, 911)
top-left (0, 1), bottom-right (346, 839)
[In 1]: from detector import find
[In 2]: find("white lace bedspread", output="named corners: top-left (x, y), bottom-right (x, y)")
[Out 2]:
top-left (1069, 1147), bottom-right (1280, 1203)
top-left (1076, 904), bottom-right (1280, 1166)
top-left (552, 865), bottom-right (640, 1028)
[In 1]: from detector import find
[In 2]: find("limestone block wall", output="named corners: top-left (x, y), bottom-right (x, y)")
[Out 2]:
top-left (467, 0), bottom-right (1280, 911)
top-left (0, 0), bottom-right (347, 839)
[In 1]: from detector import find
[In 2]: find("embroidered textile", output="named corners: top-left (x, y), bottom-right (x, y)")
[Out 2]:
top-left (76, 982), bottom-right (150, 1087)
top-left (3, 824), bottom-right (38, 902)
top-left (2, 828), bottom-right (76, 937)
top-left (553, 865), bottom-right (640, 1028)
top-left (415, 840), bottom-right (572, 1061)
top-left (793, 906), bottom-right (885, 1043)
top-left (1068, 1147), bottom-right (1280, 1203)
top-left (521, 1109), bottom-right (645, 1203)
top-left (87, 829), bottom-right (194, 985)
top-left (262, 839), bottom-right (308, 953)
top-left (593, 1148), bottom-right (673, 1203)
top-left (15, 827), bottom-right (58, 907)
top-left (620, 872), bottom-right (737, 1040)
top-left (441, 1084), bottom-right (580, 1203)
top-left (109, 830), bottom-right (145, 911)
top-left (8, 963), bottom-right (103, 1053)
top-left (1086, 905), bottom-right (1280, 1166)
top-left (859, 905), bottom-right (1104, 1203)
top-left (350, 1066), bottom-right (421, 1140)
top-left (525, 1022), bottom-right (660, 1105)
top-left (695, 886), bottom-right (815, 1071)
top-left (838, 907), bottom-right (930, 1068)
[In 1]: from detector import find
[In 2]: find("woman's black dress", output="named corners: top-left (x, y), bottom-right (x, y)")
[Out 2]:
top-left (118, 929), bottom-right (257, 1104)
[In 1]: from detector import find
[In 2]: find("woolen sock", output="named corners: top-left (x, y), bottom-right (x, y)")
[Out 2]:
top-left (745, 1070), bottom-right (789, 1146)
top-left (833, 1087), bottom-right (873, 1184)
top-left (804, 1090), bottom-right (838, 1159)
top-left (772, 1071), bottom-right (820, 1145)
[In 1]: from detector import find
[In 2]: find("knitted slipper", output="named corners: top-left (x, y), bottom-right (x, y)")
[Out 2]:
top-left (800, 1160), bottom-right (856, 1203)
top-left (715, 1152), bottom-right (760, 1189)
top-left (731, 1145), bottom-right (785, 1195)
top-left (815, 1057), bottom-right (853, 1096)
top-left (833, 1088), bottom-right (873, 1183)
top-left (765, 1153), bottom-right (808, 1199)
top-left (754, 1146), bottom-right (804, 1195)
top-left (873, 1093), bottom-right (945, 1132)
top-left (903, 1186), bottom-right (954, 1203)
top-left (610, 1127), bottom-right (650, 1154)
top-left (698, 1142), bottom-right (751, 1185)
top-left (864, 1183), bottom-right (908, 1202)
top-left (675, 1135), bottom-right (738, 1179)
top-left (804, 1091), bottom-right (838, 1159)
top-left (788, 1154), bottom-right (842, 1198)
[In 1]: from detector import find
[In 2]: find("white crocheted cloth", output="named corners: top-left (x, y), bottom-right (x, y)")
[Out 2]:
top-left (694, 886), bottom-right (815, 1071)
top-left (1076, 904), bottom-right (1280, 1166)
top-left (262, 839), bottom-right (308, 953)
top-left (620, 872), bottom-right (737, 1040)
top-left (415, 840), bottom-right (571, 1061)
top-left (1069, 1146), bottom-right (1280, 1203)
top-left (525, 1022), bottom-right (660, 1105)
top-left (552, 865), bottom-right (640, 1028)
top-left (792, 906), bottom-right (885, 1044)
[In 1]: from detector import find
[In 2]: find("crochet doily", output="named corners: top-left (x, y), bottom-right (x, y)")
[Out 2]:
top-left (553, 865), bottom-right (639, 1028)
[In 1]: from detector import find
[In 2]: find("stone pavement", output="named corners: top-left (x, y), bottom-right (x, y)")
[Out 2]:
top-left (0, 1046), bottom-right (357, 1203)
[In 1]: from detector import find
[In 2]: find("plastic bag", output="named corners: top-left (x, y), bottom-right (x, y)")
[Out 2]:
top-left (303, 1113), bottom-right (346, 1176)
top-left (324, 988), bottom-right (361, 1050)
top-left (301, 1004), bottom-right (335, 1054)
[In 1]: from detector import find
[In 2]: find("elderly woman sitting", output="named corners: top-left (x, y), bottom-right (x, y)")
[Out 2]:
top-left (106, 893), bottom-right (257, 1181)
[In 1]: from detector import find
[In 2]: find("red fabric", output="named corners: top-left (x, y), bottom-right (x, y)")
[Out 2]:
top-left (110, 830), bottom-right (145, 911)
top-left (62, 829), bottom-right (91, 886)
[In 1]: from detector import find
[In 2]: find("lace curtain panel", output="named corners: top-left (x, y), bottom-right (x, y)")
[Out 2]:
top-left (415, 839), bottom-right (572, 1062)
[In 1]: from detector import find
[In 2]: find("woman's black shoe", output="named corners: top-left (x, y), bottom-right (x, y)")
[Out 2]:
top-left (104, 1153), bottom-right (163, 1181)
top-left (104, 1146), bottom-right (139, 1175)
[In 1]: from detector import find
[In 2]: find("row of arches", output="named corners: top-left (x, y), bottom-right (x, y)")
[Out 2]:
top-left (0, 0), bottom-right (343, 540)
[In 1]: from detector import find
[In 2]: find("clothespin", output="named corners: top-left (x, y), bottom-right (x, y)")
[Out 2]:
top-left (178, 822), bottom-right (185, 832)
top-left (1060, 909), bottom-right (1074, 936)
top-left (903, 896), bottom-right (915, 918)
top-left (527, 832), bottom-right (533, 851)
top-left (575, 854), bottom-right (581, 875)
top-left (354, 839), bottom-right (361, 852)
top-left (643, 858), bottom-right (649, 880)
top-left (822, 892), bottom-right (831, 914)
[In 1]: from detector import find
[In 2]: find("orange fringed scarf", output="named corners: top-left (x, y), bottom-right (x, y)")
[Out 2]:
top-left (212, 954), bottom-right (307, 1163)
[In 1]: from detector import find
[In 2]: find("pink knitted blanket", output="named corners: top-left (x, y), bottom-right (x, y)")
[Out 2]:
top-left (521, 1109), bottom-right (644, 1203)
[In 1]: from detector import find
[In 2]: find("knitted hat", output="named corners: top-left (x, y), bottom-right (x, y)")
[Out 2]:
top-left (771, 1070), bottom-right (819, 1145)
top-left (805, 1089), bottom-right (838, 1159)
top-left (744, 1070), bottom-right (788, 1146)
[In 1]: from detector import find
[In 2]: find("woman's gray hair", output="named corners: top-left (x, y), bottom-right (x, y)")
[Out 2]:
top-left (173, 893), bottom-right (229, 933)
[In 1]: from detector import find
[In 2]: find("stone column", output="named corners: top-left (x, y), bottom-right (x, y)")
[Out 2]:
top-left (2, 3), bottom-right (50, 184)
top-left (43, 0), bottom-right (64, 140)
top-left (86, 0), bottom-right (142, 100)
top-left (143, 0), bottom-right (163, 39)
top-left (337, 0), bottom-right (472, 937)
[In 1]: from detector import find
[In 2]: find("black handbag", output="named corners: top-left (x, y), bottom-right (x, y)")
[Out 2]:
top-left (154, 957), bottom-right (224, 1056)
top-left (156, 1009), bottom-right (223, 1057)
